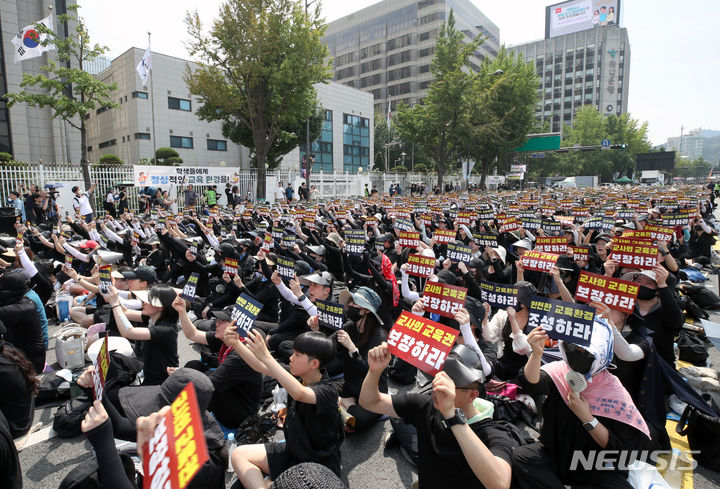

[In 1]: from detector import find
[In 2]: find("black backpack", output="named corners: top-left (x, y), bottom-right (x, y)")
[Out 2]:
top-left (59, 452), bottom-right (138, 489)
top-left (676, 330), bottom-right (709, 366)
top-left (53, 396), bottom-right (92, 438)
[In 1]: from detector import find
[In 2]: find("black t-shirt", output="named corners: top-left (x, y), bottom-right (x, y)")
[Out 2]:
top-left (0, 411), bottom-right (21, 489)
top-left (392, 393), bottom-right (515, 489)
top-left (204, 332), bottom-right (263, 428)
top-left (0, 353), bottom-right (34, 438)
top-left (140, 315), bottom-right (179, 385)
top-left (612, 328), bottom-right (651, 402)
top-left (284, 373), bottom-right (342, 476)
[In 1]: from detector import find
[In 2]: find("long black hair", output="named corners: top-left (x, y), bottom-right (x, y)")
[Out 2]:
top-left (148, 284), bottom-right (179, 324)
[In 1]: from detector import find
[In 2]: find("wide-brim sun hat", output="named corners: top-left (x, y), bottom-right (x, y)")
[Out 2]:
top-left (339, 286), bottom-right (383, 325)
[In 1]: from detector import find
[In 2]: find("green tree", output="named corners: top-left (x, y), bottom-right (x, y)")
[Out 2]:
top-left (0, 152), bottom-right (12, 163)
top-left (5, 5), bottom-right (118, 190)
top-left (153, 147), bottom-right (183, 166)
top-left (184, 0), bottom-right (331, 200)
top-left (97, 153), bottom-right (123, 166)
top-left (396, 11), bottom-right (482, 188)
top-left (674, 156), bottom-right (710, 179)
top-left (222, 102), bottom-right (325, 170)
top-left (470, 47), bottom-right (539, 188)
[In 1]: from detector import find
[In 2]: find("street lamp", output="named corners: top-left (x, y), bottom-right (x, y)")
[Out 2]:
top-left (385, 141), bottom-right (402, 171)
top-left (400, 151), bottom-right (406, 169)
top-left (304, 0), bottom-right (318, 198)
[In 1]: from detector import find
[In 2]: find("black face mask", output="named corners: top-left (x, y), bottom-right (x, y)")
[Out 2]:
top-left (637, 286), bottom-right (657, 300)
top-left (563, 343), bottom-right (595, 374)
top-left (347, 305), bottom-right (364, 322)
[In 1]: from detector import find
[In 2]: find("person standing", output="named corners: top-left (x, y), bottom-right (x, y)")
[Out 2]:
top-left (224, 183), bottom-right (233, 207)
top-left (285, 183), bottom-right (294, 203)
top-left (298, 182), bottom-right (309, 201)
top-left (205, 185), bottom-right (218, 208)
top-left (275, 181), bottom-right (286, 203)
top-left (8, 191), bottom-right (25, 221)
top-left (104, 188), bottom-right (117, 218)
top-left (117, 186), bottom-right (129, 214)
top-left (72, 183), bottom-right (97, 223)
top-left (184, 184), bottom-right (198, 211)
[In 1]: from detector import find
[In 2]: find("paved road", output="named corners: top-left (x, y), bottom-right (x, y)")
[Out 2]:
top-left (18, 297), bottom-right (720, 489)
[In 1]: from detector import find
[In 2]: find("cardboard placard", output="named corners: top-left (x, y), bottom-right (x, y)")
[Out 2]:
top-left (182, 273), bottom-right (200, 301)
top-left (406, 254), bottom-right (436, 277)
top-left (422, 281), bottom-right (468, 318)
top-left (434, 229), bottom-right (456, 244)
top-left (521, 250), bottom-right (560, 273)
top-left (281, 234), bottom-right (296, 248)
top-left (261, 233), bottom-right (273, 251)
top-left (316, 299), bottom-right (345, 330)
top-left (661, 212), bottom-right (694, 227)
top-left (91, 335), bottom-right (110, 400)
top-left (622, 230), bottom-right (653, 240)
top-left (569, 246), bottom-right (589, 262)
top-left (142, 382), bottom-right (209, 489)
top-left (98, 265), bottom-right (112, 294)
top-left (615, 210), bottom-right (635, 220)
top-left (574, 271), bottom-right (639, 314)
top-left (480, 281), bottom-right (518, 309)
top-left (271, 226), bottom-right (284, 240)
top-left (473, 233), bottom-right (497, 247)
top-left (608, 243), bottom-right (658, 270)
top-left (541, 220), bottom-right (562, 234)
top-left (398, 230), bottom-right (420, 248)
top-left (394, 217), bottom-right (414, 232)
top-left (230, 293), bottom-right (263, 337)
top-left (386, 311), bottom-right (457, 376)
top-left (446, 242), bottom-right (472, 264)
top-left (223, 257), bottom-right (238, 276)
top-left (345, 229), bottom-right (365, 256)
top-left (583, 216), bottom-right (615, 230)
top-left (642, 224), bottom-right (674, 242)
top-left (521, 217), bottom-right (542, 230)
top-left (528, 296), bottom-right (595, 347)
top-left (535, 237), bottom-right (567, 254)
top-left (276, 255), bottom-right (295, 281)
top-left (499, 217), bottom-right (521, 233)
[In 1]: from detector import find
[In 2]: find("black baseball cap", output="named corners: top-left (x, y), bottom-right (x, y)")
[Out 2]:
top-left (211, 306), bottom-right (235, 321)
top-left (121, 265), bottom-right (157, 284)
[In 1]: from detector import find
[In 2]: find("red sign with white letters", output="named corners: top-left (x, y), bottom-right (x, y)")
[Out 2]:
top-left (422, 281), bottom-right (468, 318)
top-left (398, 231), bottom-right (420, 248)
top-left (535, 236), bottom-right (567, 254)
top-left (574, 271), bottom-right (640, 314)
top-left (406, 254), bottom-right (436, 277)
top-left (142, 382), bottom-right (209, 489)
top-left (609, 243), bottom-right (658, 270)
top-left (386, 311), bottom-right (458, 376)
top-left (521, 250), bottom-right (560, 273)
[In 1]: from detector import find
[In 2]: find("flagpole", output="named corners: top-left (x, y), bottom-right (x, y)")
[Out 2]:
top-left (148, 32), bottom-right (157, 164)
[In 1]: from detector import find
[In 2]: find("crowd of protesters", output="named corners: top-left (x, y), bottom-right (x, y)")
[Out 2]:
top-left (0, 178), bottom-right (719, 489)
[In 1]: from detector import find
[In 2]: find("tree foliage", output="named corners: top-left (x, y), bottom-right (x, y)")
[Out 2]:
top-left (674, 156), bottom-right (710, 179)
top-left (4, 5), bottom-right (117, 188)
top-left (184, 0), bottom-right (332, 199)
top-left (153, 147), bottom-right (183, 166)
top-left (97, 153), bottom-right (123, 166)
top-left (527, 106), bottom-right (652, 182)
top-left (395, 10), bottom-right (482, 187)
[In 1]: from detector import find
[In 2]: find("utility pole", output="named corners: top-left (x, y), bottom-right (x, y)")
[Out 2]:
top-left (148, 32), bottom-right (157, 163)
top-left (304, 0), bottom-right (317, 198)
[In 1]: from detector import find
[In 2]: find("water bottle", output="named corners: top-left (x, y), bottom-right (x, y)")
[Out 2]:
top-left (226, 433), bottom-right (236, 472)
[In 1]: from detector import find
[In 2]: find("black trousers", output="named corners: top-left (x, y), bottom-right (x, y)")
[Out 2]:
top-left (511, 443), bottom-right (633, 489)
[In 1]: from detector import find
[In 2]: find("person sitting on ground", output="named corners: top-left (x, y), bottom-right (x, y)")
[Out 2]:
top-left (0, 320), bottom-right (38, 438)
top-left (224, 329), bottom-right (343, 486)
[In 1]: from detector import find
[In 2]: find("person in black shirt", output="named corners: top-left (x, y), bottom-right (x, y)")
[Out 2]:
top-left (0, 321), bottom-right (38, 438)
top-left (102, 284), bottom-right (179, 385)
top-left (360, 342), bottom-right (516, 489)
top-left (224, 330), bottom-right (342, 486)
top-left (174, 300), bottom-right (263, 428)
top-left (0, 410), bottom-right (21, 489)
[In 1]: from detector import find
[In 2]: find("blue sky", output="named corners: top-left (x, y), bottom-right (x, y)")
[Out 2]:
top-left (78, 0), bottom-right (719, 145)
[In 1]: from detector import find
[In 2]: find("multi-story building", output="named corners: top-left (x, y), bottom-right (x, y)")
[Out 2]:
top-left (667, 128), bottom-right (704, 161)
top-left (509, 1), bottom-right (630, 133)
top-left (324, 0), bottom-right (500, 115)
top-left (0, 0), bottom-right (81, 163)
top-left (86, 48), bottom-right (373, 174)
top-left (85, 47), bottom-right (250, 168)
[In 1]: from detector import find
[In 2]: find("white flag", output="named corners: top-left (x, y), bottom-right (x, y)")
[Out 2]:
top-left (387, 102), bottom-right (392, 129)
top-left (11, 14), bottom-right (55, 63)
top-left (136, 44), bottom-right (151, 86)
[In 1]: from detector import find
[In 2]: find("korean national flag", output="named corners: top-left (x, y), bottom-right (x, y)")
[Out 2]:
top-left (11, 14), bottom-right (55, 63)
top-left (136, 44), bottom-right (151, 86)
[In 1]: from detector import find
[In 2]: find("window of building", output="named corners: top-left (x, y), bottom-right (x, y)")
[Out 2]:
top-left (360, 59), bottom-right (382, 74)
top-left (300, 110), bottom-right (333, 173)
top-left (87, 146), bottom-right (92, 152)
top-left (168, 97), bottom-right (191, 111)
top-left (419, 64), bottom-right (430, 74)
top-left (335, 66), bottom-right (356, 80)
top-left (207, 139), bottom-right (227, 151)
top-left (98, 139), bottom-right (116, 149)
top-left (334, 52), bottom-right (354, 67)
top-left (388, 50), bottom-right (412, 66)
top-left (342, 113), bottom-right (369, 173)
top-left (387, 34), bottom-right (412, 52)
top-left (388, 82), bottom-right (412, 96)
top-left (96, 106), bottom-right (110, 115)
top-left (387, 66), bottom-right (412, 82)
top-left (419, 29), bottom-right (438, 42)
top-left (170, 136), bottom-right (193, 149)
top-left (134, 133), bottom-right (151, 140)
top-left (419, 11), bottom-right (445, 26)
top-left (132, 91), bottom-right (148, 99)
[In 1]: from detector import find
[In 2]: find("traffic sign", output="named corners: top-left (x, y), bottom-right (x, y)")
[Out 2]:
top-left (601, 139), bottom-right (611, 149)
top-left (530, 153), bottom-right (545, 159)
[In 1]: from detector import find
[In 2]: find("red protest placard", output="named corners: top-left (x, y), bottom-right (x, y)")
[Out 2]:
top-left (261, 233), bottom-right (273, 251)
top-left (521, 250), bottom-right (560, 273)
top-left (406, 254), bottom-right (436, 277)
top-left (422, 281), bottom-right (468, 318)
top-left (569, 246), bottom-right (589, 262)
top-left (499, 217), bottom-right (520, 233)
top-left (609, 242), bottom-right (658, 270)
top-left (386, 311), bottom-right (458, 376)
top-left (223, 258), bottom-right (238, 276)
top-left (398, 230), bottom-right (420, 248)
top-left (643, 224), bottom-right (675, 242)
top-left (574, 271), bottom-right (640, 314)
top-left (434, 229), bottom-right (456, 244)
top-left (142, 382), bottom-right (209, 489)
top-left (622, 230), bottom-right (653, 241)
top-left (535, 236), bottom-right (568, 254)
top-left (92, 335), bottom-right (110, 400)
